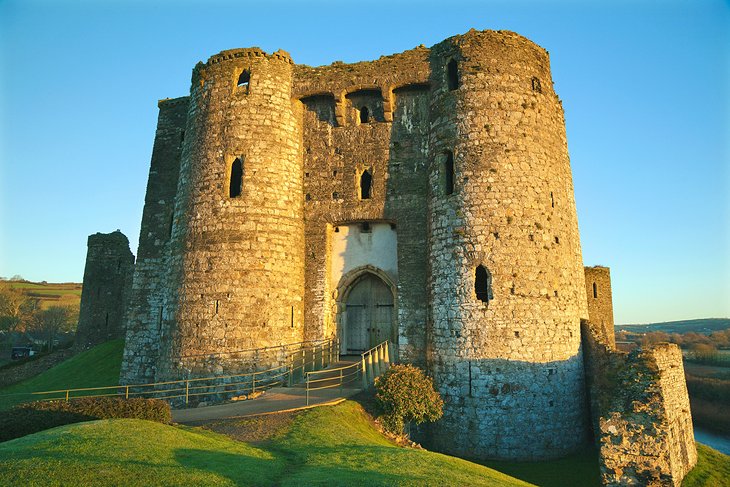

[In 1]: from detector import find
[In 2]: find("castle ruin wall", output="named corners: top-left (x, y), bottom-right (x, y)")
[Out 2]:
top-left (581, 321), bottom-right (697, 486)
top-left (76, 231), bottom-right (134, 350)
top-left (120, 97), bottom-right (188, 384)
top-left (584, 266), bottom-right (616, 348)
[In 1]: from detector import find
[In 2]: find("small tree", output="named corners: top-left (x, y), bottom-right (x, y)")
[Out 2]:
top-left (28, 306), bottom-right (73, 352)
top-left (374, 364), bottom-right (443, 436)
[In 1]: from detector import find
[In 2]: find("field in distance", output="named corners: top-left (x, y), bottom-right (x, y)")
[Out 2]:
top-left (617, 318), bottom-right (730, 334)
top-left (6, 281), bottom-right (82, 310)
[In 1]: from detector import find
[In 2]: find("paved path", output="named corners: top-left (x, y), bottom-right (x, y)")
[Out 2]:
top-left (173, 359), bottom-right (363, 424)
top-left (172, 385), bottom-right (362, 424)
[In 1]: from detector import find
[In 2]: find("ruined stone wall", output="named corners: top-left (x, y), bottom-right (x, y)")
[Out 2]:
top-left (120, 97), bottom-right (188, 384)
top-left (156, 48), bottom-right (305, 380)
top-left (582, 321), bottom-right (697, 486)
top-left (425, 30), bottom-right (590, 459)
top-left (76, 231), bottom-right (134, 350)
top-left (584, 266), bottom-right (615, 348)
top-left (293, 48), bottom-right (431, 362)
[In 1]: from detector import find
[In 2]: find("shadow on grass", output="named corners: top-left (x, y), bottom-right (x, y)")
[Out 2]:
top-left (477, 447), bottom-right (602, 487)
top-left (174, 448), bottom-right (282, 486)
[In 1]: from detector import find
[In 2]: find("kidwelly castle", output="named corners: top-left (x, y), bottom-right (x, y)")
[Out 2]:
top-left (76, 30), bottom-right (697, 485)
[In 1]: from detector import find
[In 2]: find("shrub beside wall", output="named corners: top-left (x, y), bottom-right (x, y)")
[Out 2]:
top-left (0, 397), bottom-right (171, 442)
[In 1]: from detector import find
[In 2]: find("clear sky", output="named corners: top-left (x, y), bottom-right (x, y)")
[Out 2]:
top-left (0, 0), bottom-right (728, 324)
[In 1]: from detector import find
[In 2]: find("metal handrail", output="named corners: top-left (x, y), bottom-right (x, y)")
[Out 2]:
top-left (304, 340), bottom-right (391, 405)
top-left (1, 338), bottom-right (337, 407)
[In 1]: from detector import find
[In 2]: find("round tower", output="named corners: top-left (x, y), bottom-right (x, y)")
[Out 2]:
top-left (158, 48), bottom-right (305, 379)
top-left (426, 30), bottom-right (589, 459)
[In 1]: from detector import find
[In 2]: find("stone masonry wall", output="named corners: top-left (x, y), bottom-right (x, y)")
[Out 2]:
top-left (582, 321), bottom-right (697, 486)
top-left (156, 48), bottom-right (305, 380)
top-left (584, 266), bottom-right (615, 348)
top-left (425, 30), bottom-right (589, 459)
top-left (121, 97), bottom-right (188, 384)
top-left (76, 231), bottom-right (134, 350)
top-left (293, 48), bottom-right (431, 363)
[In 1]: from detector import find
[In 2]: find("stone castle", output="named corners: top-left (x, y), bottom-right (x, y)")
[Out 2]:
top-left (77, 30), bottom-right (697, 485)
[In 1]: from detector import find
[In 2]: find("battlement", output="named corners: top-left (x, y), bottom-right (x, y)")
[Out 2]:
top-left (205, 47), bottom-right (293, 66)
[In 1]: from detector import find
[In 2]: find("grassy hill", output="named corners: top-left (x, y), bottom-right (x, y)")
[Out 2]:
top-left (617, 318), bottom-right (730, 334)
top-left (0, 339), bottom-right (124, 410)
top-left (0, 403), bottom-right (534, 486)
top-left (0, 400), bottom-right (727, 486)
top-left (7, 281), bottom-right (82, 310)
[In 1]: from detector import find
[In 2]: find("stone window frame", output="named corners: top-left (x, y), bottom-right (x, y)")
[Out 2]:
top-left (227, 156), bottom-right (245, 199)
top-left (438, 150), bottom-right (456, 197)
top-left (446, 58), bottom-right (459, 91)
top-left (234, 68), bottom-right (252, 94)
top-left (474, 264), bottom-right (494, 305)
top-left (357, 167), bottom-right (373, 200)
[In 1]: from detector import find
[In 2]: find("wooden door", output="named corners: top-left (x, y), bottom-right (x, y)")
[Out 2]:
top-left (345, 273), bottom-right (394, 353)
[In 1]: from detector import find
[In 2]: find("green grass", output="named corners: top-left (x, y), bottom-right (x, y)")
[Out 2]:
top-left (480, 448), bottom-right (601, 487)
top-left (0, 398), bottom-right (727, 486)
top-left (683, 444), bottom-right (730, 487)
top-left (0, 419), bottom-right (283, 486)
top-left (0, 339), bottom-right (124, 410)
top-left (0, 401), bottom-right (532, 487)
top-left (270, 401), bottom-right (531, 486)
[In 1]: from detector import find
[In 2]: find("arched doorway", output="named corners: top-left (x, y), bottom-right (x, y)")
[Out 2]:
top-left (342, 272), bottom-right (394, 354)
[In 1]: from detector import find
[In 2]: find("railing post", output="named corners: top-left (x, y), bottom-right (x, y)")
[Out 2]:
top-left (185, 380), bottom-right (189, 405)
top-left (306, 373), bottom-right (310, 406)
top-left (378, 344), bottom-right (385, 372)
top-left (288, 362), bottom-right (294, 387)
top-left (384, 341), bottom-right (390, 369)
top-left (252, 372), bottom-right (257, 394)
top-left (373, 347), bottom-right (382, 377)
top-left (125, 385), bottom-right (129, 400)
top-left (361, 356), bottom-right (368, 389)
top-left (366, 352), bottom-right (374, 386)
top-left (340, 369), bottom-right (343, 394)
top-left (65, 390), bottom-right (69, 402)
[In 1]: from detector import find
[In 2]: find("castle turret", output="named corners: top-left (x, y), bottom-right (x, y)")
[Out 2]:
top-left (77, 231), bottom-right (134, 350)
top-left (120, 97), bottom-right (188, 384)
top-left (426, 30), bottom-right (589, 459)
top-left (156, 48), bottom-right (305, 379)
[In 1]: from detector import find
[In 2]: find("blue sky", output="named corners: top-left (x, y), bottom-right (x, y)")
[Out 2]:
top-left (0, 0), bottom-right (728, 324)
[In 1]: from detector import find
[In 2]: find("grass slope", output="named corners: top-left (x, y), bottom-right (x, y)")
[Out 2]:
top-left (0, 419), bottom-right (283, 486)
top-left (0, 398), bottom-right (727, 486)
top-left (0, 402), bottom-right (533, 487)
top-left (0, 339), bottom-right (124, 410)
top-left (272, 401), bottom-right (531, 486)
top-left (683, 444), bottom-right (730, 487)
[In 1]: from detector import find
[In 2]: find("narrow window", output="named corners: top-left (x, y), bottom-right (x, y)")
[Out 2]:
top-left (447, 59), bottom-right (459, 91)
top-left (550, 192), bottom-right (555, 208)
top-left (237, 70), bottom-right (250, 89)
top-left (361, 222), bottom-right (371, 233)
top-left (531, 77), bottom-right (542, 93)
top-left (229, 158), bottom-right (243, 198)
top-left (442, 151), bottom-right (454, 195)
top-left (360, 106), bottom-right (370, 124)
top-left (105, 312), bottom-right (109, 330)
top-left (168, 213), bottom-right (174, 238)
top-left (215, 300), bottom-right (219, 315)
top-left (475, 265), bottom-right (493, 303)
top-left (360, 169), bottom-right (372, 199)
top-left (593, 282), bottom-right (598, 299)
top-left (158, 307), bottom-right (163, 332)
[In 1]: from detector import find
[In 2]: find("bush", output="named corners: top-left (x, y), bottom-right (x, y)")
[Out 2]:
top-left (0, 397), bottom-right (171, 442)
top-left (374, 364), bottom-right (443, 436)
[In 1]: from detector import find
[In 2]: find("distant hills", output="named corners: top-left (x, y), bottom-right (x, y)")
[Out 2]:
top-left (4, 281), bottom-right (82, 310)
top-left (617, 318), bottom-right (730, 334)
